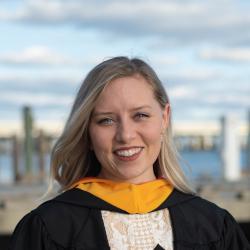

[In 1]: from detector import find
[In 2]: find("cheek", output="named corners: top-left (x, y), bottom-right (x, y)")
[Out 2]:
top-left (142, 129), bottom-right (162, 164)
top-left (89, 127), bottom-right (111, 152)
top-left (143, 122), bottom-right (162, 143)
top-left (142, 126), bottom-right (162, 154)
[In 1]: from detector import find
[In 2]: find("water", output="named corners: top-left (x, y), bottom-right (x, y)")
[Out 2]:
top-left (0, 153), bottom-right (51, 184)
top-left (0, 150), bottom-right (248, 184)
top-left (180, 150), bottom-right (222, 180)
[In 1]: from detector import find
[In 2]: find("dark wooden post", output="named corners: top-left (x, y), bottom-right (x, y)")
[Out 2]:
top-left (12, 135), bottom-right (21, 182)
top-left (23, 106), bottom-right (33, 177)
top-left (37, 130), bottom-right (45, 181)
top-left (247, 110), bottom-right (250, 171)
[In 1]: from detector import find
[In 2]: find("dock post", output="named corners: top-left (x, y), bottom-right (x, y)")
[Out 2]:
top-left (38, 129), bottom-right (46, 182)
top-left (12, 135), bottom-right (20, 182)
top-left (221, 114), bottom-right (241, 181)
top-left (23, 106), bottom-right (33, 178)
top-left (247, 110), bottom-right (250, 171)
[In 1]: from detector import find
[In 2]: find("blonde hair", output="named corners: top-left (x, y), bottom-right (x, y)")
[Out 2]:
top-left (49, 56), bottom-right (194, 193)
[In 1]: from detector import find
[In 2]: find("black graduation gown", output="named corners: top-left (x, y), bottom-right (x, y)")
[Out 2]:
top-left (9, 188), bottom-right (250, 250)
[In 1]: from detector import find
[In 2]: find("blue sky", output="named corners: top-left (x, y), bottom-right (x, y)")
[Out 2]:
top-left (0, 0), bottom-right (249, 131)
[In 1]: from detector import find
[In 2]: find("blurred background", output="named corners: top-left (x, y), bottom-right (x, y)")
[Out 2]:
top-left (0, 0), bottom-right (249, 247)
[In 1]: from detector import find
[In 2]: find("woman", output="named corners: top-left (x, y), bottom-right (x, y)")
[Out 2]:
top-left (9, 57), bottom-right (249, 249)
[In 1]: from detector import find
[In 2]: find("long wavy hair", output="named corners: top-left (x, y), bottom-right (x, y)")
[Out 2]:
top-left (49, 56), bottom-right (193, 193)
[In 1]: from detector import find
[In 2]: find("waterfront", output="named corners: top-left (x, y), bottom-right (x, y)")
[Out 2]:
top-left (0, 149), bottom-right (249, 246)
top-left (0, 149), bottom-right (248, 184)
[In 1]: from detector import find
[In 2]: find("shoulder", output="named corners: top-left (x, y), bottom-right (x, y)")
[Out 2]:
top-left (10, 189), bottom-right (91, 249)
top-left (168, 189), bottom-right (228, 218)
top-left (169, 190), bottom-right (250, 248)
top-left (35, 191), bottom-right (90, 223)
top-left (175, 192), bottom-right (227, 218)
top-left (36, 189), bottom-right (91, 242)
top-left (170, 191), bottom-right (228, 234)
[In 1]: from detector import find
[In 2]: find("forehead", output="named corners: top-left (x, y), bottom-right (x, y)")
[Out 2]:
top-left (94, 75), bottom-right (157, 111)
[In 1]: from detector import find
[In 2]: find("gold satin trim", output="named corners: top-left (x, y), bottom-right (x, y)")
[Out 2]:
top-left (73, 177), bottom-right (173, 214)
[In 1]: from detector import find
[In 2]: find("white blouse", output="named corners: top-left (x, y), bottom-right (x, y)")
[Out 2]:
top-left (101, 208), bottom-right (173, 250)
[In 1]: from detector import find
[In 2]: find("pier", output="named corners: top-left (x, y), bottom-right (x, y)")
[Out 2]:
top-left (0, 107), bottom-right (250, 249)
top-left (0, 180), bottom-right (249, 244)
top-left (1, 179), bottom-right (250, 230)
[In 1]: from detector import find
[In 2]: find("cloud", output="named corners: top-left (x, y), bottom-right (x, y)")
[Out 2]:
top-left (204, 93), bottom-right (250, 108)
top-left (167, 79), bottom-right (250, 115)
top-left (168, 85), bottom-right (197, 99)
top-left (0, 45), bottom-right (76, 66)
top-left (0, 91), bottom-right (73, 107)
top-left (1, 0), bottom-right (250, 45)
top-left (0, 71), bottom-right (82, 91)
top-left (164, 68), bottom-right (220, 85)
top-left (150, 55), bottom-right (180, 66)
top-left (200, 47), bottom-right (250, 63)
top-left (0, 45), bottom-right (112, 68)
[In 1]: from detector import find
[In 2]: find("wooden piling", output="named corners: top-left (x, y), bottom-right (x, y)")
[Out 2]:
top-left (37, 130), bottom-right (46, 181)
top-left (23, 106), bottom-right (33, 178)
top-left (11, 135), bottom-right (20, 182)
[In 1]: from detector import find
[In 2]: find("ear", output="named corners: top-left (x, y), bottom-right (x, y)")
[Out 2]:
top-left (162, 103), bottom-right (170, 130)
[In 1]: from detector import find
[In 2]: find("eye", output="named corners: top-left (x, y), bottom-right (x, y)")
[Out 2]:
top-left (97, 118), bottom-right (114, 125)
top-left (135, 112), bottom-right (150, 120)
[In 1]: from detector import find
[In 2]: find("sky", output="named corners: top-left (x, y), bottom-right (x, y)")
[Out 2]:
top-left (0, 0), bottom-right (250, 134)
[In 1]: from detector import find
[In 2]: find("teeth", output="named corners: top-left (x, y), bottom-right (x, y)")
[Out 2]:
top-left (115, 148), bottom-right (142, 157)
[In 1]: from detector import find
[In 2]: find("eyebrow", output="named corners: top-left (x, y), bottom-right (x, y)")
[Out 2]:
top-left (92, 105), bottom-right (152, 117)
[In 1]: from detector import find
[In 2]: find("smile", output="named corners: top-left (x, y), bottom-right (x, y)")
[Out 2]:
top-left (115, 147), bottom-right (142, 156)
top-left (114, 147), bottom-right (143, 161)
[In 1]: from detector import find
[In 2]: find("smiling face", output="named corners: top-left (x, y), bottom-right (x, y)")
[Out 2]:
top-left (89, 74), bottom-right (170, 184)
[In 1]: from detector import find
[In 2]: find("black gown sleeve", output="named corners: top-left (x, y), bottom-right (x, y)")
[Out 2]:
top-left (8, 212), bottom-right (63, 250)
top-left (219, 211), bottom-right (250, 250)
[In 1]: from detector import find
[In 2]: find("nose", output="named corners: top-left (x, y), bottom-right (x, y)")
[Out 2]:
top-left (115, 119), bottom-right (136, 143)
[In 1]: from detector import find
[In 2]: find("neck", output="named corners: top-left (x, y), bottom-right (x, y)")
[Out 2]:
top-left (97, 171), bottom-right (157, 184)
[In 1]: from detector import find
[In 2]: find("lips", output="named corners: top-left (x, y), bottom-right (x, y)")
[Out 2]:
top-left (114, 147), bottom-right (143, 161)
